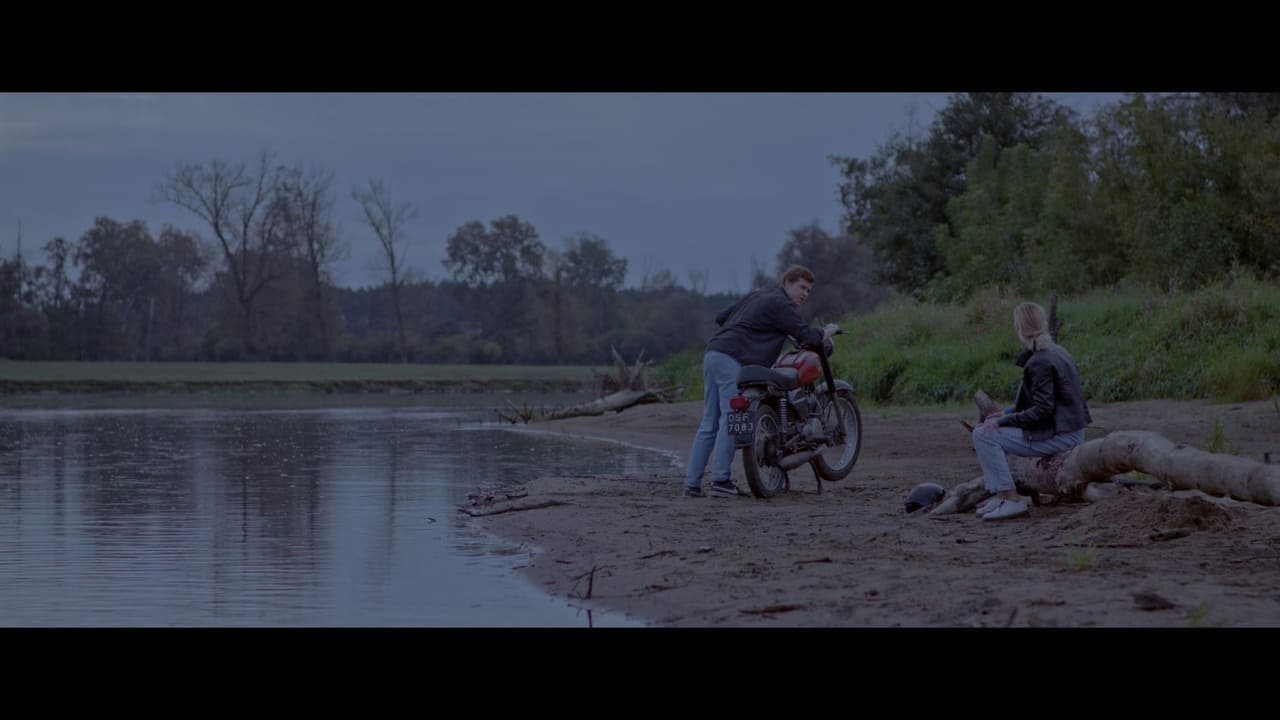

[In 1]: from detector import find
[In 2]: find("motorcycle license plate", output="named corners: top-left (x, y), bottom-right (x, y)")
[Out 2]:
top-left (728, 409), bottom-right (755, 446)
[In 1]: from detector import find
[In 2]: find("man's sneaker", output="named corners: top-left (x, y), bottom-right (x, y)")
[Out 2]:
top-left (709, 480), bottom-right (744, 497)
top-left (975, 497), bottom-right (1001, 515)
top-left (683, 486), bottom-right (705, 497)
top-left (982, 499), bottom-right (1029, 521)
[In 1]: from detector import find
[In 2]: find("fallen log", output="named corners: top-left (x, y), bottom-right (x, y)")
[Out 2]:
top-left (493, 348), bottom-right (685, 423)
top-left (1056, 430), bottom-right (1280, 505)
top-left (931, 431), bottom-right (1280, 514)
top-left (540, 385), bottom-right (683, 421)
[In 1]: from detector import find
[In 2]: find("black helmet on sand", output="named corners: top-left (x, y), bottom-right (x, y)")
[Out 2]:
top-left (904, 482), bottom-right (946, 513)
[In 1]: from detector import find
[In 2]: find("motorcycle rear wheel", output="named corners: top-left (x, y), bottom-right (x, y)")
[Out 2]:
top-left (742, 405), bottom-right (787, 498)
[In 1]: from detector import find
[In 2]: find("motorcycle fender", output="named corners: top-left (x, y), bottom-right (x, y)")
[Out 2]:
top-left (816, 380), bottom-right (853, 395)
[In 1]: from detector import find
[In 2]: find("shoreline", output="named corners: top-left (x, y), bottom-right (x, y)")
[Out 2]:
top-left (0, 384), bottom-right (600, 411)
top-left (507, 424), bottom-right (686, 470)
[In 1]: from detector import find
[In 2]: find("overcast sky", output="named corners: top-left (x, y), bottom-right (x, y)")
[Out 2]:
top-left (0, 92), bottom-right (1122, 294)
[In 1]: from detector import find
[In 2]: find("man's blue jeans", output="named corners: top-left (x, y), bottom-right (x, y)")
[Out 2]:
top-left (685, 351), bottom-right (742, 489)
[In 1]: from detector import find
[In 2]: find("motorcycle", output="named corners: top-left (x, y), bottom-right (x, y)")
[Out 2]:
top-left (726, 331), bottom-right (862, 498)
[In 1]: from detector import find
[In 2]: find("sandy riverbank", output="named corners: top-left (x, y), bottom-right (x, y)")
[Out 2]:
top-left (466, 398), bottom-right (1280, 627)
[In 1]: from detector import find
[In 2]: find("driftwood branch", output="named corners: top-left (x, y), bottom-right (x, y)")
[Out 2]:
top-left (495, 398), bottom-right (539, 424)
top-left (739, 603), bottom-right (806, 615)
top-left (640, 584), bottom-right (680, 595)
top-left (974, 390), bottom-right (1002, 423)
top-left (540, 385), bottom-right (684, 421)
top-left (466, 487), bottom-right (528, 503)
top-left (532, 349), bottom-right (683, 421)
top-left (639, 549), bottom-right (677, 559)
top-left (457, 500), bottom-right (568, 517)
top-left (928, 477), bottom-right (987, 516)
top-left (1056, 430), bottom-right (1280, 505)
top-left (596, 345), bottom-right (651, 393)
top-left (570, 564), bottom-right (612, 600)
top-left (628, 348), bottom-right (648, 390)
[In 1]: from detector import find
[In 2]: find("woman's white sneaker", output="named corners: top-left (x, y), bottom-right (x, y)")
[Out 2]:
top-left (982, 499), bottom-right (1030, 520)
top-left (975, 497), bottom-right (1001, 516)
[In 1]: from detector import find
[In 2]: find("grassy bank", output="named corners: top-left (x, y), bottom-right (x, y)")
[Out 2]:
top-left (658, 277), bottom-right (1280, 406)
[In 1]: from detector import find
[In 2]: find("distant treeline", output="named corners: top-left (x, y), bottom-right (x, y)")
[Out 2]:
top-left (4, 92), bottom-right (1277, 365)
top-left (0, 214), bottom-right (880, 364)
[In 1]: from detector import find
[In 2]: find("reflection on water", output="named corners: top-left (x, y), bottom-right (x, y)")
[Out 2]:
top-left (0, 404), bottom-right (678, 627)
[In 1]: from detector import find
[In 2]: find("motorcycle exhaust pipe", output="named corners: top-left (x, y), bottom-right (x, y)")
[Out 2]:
top-left (778, 448), bottom-right (822, 470)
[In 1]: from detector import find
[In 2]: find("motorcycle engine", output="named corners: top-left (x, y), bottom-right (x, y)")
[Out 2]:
top-left (788, 390), bottom-right (814, 419)
top-left (801, 416), bottom-right (825, 442)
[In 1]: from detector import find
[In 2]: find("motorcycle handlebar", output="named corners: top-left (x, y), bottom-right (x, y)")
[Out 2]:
top-left (787, 328), bottom-right (842, 351)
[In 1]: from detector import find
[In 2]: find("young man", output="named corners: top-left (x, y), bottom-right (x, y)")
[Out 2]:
top-left (684, 265), bottom-right (839, 497)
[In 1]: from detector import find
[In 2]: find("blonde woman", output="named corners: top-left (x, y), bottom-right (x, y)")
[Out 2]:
top-left (972, 302), bottom-right (1092, 520)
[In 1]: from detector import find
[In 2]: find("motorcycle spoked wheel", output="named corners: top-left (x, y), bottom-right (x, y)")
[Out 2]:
top-left (742, 405), bottom-right (788, 498)
top-left (812, 391), bottom-right (862, 481)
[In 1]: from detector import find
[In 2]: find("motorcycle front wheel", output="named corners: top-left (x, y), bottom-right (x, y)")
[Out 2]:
top-left (742, 405), bottom-right (787, 498)
top-left (813, 390), bottom-right (862, 481)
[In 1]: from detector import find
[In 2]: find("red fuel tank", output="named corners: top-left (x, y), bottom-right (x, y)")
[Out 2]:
top-left (773, 350), bottom-right (822, 385)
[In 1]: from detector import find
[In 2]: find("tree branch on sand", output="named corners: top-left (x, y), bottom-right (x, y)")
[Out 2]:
top-left (570, 564), bottom-right (612, 600)
top-left (457, 500), bottom-right (568, 517)
top-left (739, 603), bottom-right (806, 615)
top-left (540, 386), bottom-right (683, 420)
top-left (457, 486), bottom-right (567, 516)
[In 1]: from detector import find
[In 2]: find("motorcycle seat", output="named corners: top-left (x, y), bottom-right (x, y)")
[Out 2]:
top-left (736, 365), bottom-right (799, 391)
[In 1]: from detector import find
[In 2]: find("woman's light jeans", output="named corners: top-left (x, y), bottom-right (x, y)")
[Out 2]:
top-left (971, 424), bottom-right (1085, 493)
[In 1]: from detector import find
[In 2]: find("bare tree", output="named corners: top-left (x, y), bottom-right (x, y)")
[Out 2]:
top-left (353, 179), bottom-right (417, 363)
top-left (686, 268), bottom-right (709, 296)
top-left (153, 226), bottom-right (208, 359)
top-left (155, 150), bottom-right (293, 358)
top-left (281, 164), bottom-right (346, 360)
top-left (748, 255), bottom-right (771, 290)
top-left (543, 248), bottom-right (571, 362)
